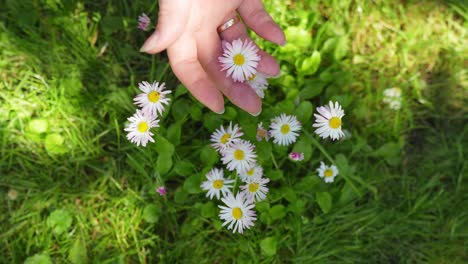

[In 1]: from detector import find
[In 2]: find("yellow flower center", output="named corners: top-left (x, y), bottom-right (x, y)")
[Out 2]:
top-left (148, 91), bottom-right (160, 103)
top-left (280, 124), bottom-right (290, 134)
top-left (257, 129), bottom-right (265, 137)
top-left (232, 207), bottom-right (243, 220)
top-left (246, 168), bottom-right (255, 176)
top-left (324, 169), bottom-right (334, 177)
top-left (220, 133), bottom-right (231, 144)
top-left (234, 149), bottom-right (245, 160)
top-left (248, 183), bottom-right (259, 193)
top-left (248, 74), bottom-right (256, 81)
top-left (212, 180), bottom-right (224, 189)
top-left (233, 54), bottom-right (245, 66)
top-left (137, 121), bottom-right (149, 132)
top-left (329, 117), bottom-right (341, 129)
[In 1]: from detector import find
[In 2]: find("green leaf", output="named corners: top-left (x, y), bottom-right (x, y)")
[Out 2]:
top-left (284, 26), bottom-right (311, 48)
top-left (295, 101), bottom-right (313, 124)
top-left (200, 202), bottom-right (216, 218)
top-left (260, 237), bottom-right (278, 257)
top-left (69, 237), bottom-right (88, 264)
top-left (174, 161), bottom-right (194, 176)
top-left (280, 187), bottom-right (297, 203)
top-left (288, 199), bottom-right (306, 215)
top-left (44, 133), bottom-right (67, 154)
top-left (47, 209), bottom-right (73, 235)
top-left (142, 204), bottom-right (160, 223)
top-left (200, 145), bottom-right (219, 167)
top-left (295, 175), bottom-right (321, 192)
top-left (183, 174), bottom-right (202, 194)
top-left (27, 119), bottom-right (48, 134)
top-left (189, 104), bottom-right (203, 121)
top-left (256, 201), bottom-right (270, 213)
top-left (154, 135), bottom-right (175, 156)
top-left (157, 153), bottom-right (173, 175)
top-left (371, 142), bottom-right (401, 161)
top-left (174, 187), bottom-right (188, 204)
top-left (300, 50), bottom-right (321, 74)
top-left (203, 113), bottom-right (223, 131)
top-left (256, 140), bottom-right (272, 163)
top-left (292, 137), bottom-right (313, 161)
top-left (338, 182), bottom-right (358, 205)
top-left (269, 204), bottom-right (286, 220)
top-left (166, 122), bottom-right (182, 145)
top-left (299, 79), bottom-right (326, 100)
top-left (222, 106), bottom-right (237, 120)
top-left (268, 170), bottom-right (284, 181)
top-left (334, 36), bottom-right (349, 61)
top-left (24, 254), bottom-right (52, 264)
top-left (174, 84), bottom-right (188, 98)
top-left (316, 192), bottom-right (332, 213)
top-left (171, 98), bottom-right (191, 120)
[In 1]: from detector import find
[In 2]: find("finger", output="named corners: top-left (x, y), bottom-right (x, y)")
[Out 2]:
top-left (219, 17), bottom-right (280, 77)
top-left (196, 31), bottom-right (262, 115)
top-left (237, 0), bottom-right (286, 46)
top-left (140, 0), bottom-right (191, 54)
top-left (167, 36), bottom-right (225, 113)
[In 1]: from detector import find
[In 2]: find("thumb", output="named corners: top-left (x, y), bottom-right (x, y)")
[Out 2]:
top-left (140, 0), bottom-right (191, 54)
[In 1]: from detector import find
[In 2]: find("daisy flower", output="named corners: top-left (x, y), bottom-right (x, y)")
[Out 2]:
top-left (124, 110), bottom-right (159, 147)
top-left (238, 163), bottom-right (263, 182)
top-left (316, 161), bottom-right (339, 183)
top-left (247, 73), bottom-right (268, 98)
top-left (289, 152), bottom-right (304, 161)
top-left (137, 13), bottom-right (151, 31)
top-left (134, 81), bottom-right (171, 117)
top-left (210, 122), bottom-right (243, 153)
top-left (240, 176), bottom-right (269, 203)
top-left (218, 38), bottom-right (261, 82)
top-left (221, 140), bottom-right (257, 173)
top-left (200, 168), bottom-right (234, 200)
top-left (312, 101), bottom-right (345, 141)
top-left (256, 122), bottom-right (270, 142)
top-left (269, 114), bottom-right (302, 146)
top-left (219, 193), bottom-right (256, 234)
top-left (383, 87), bottom-right (402, 110)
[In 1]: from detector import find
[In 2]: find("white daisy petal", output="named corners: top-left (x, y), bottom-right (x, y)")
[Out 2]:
top-left (210, 122), bottom-right (243, 153)
top-left (219, 192), bottom-right (256, 234)
top-left (237, 163), bottom-right (263, 182)
top-left (218, 38), bottom-right (261, 83)
top-left (134, 81), bottom-right (171, 117)
top-left (240, 176), bottom-right (269, 203)
top-left (124, 110), bottom-right (159, 147)
top-left (316, 161), bottom-right (339, 183)
top-left (221, 140), bottom-right (257, 173)
top-left (312, 101), bottom-right (345, 141)
top-left (269, 114), bottom-right (302, 146)
top-left (247, 73), bottom-right (269, 98)
top-left (200, 168), bottom-right (234, 200)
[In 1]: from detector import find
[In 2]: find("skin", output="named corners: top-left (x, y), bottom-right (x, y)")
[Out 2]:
top-left (140, 0), bottom-right (286, 115)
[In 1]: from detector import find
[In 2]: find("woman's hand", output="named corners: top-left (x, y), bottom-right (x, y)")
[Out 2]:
top-left (140, 0), bottom-right (285, 115)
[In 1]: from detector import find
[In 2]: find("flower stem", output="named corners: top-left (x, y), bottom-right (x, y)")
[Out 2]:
top-left (270, 152), bottom-right (280, 170)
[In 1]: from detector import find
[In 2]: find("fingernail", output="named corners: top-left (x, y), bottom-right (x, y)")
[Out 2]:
top-left (140, 32), bottom-right (158, 53)
top-left (215, 108), bottom-right (225, 115)
top-left (251, 108), bottom-right (262, 117)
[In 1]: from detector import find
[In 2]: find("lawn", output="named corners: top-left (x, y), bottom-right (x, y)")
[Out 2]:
top-left (0, 0), bottom-right (467, 263)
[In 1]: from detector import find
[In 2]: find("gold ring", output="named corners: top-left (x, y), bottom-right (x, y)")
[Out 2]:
top-left (217, 16), bottom-right (240, 33)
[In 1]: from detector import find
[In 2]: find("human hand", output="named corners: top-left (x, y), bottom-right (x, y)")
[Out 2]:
top-left (140, 0), bottom-right (286, 115)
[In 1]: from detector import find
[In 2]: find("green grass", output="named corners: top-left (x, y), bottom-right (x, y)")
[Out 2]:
top-left (1, 0), bottom-right (467, 263)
